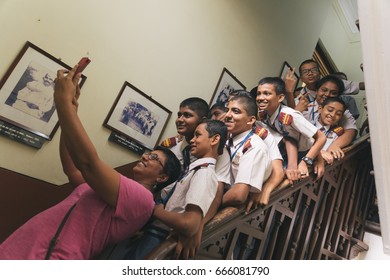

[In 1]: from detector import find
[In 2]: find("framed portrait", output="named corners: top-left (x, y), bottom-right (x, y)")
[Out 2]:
top-left (104, 81), bottom-right (171, 150)
top-left (280, 61), bottom-right (300, 92)
top-left (209, 67), bottom-right (246, 107)
top-left (0, 41), bottom-right (87, 140)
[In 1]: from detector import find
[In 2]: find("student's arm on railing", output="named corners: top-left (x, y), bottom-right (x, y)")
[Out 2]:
top-left (327, 129), bottom-right (357, 160)
top-left (222, 183), bottom-right (250, 206)
top-left (246, 159), bottom-right (284, 213)
top-left (153, 204), bottom-right (202, 238)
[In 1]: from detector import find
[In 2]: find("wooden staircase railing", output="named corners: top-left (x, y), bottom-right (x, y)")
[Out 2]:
top-left (146, 134), bottom-right (374, 260)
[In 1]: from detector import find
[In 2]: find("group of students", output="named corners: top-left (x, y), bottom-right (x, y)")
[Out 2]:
top-left (0, 58), bottom-right (360, 260)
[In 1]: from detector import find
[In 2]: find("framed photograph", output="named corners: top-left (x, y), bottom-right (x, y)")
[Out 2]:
top-left (104, 81), bottom-right (171, 150)
top-left (279, 61), bottom-right (300, 92)
top-left (209, 67), bottom-right (246, 107)
top-left (0, 41), bottom-right (87, 140)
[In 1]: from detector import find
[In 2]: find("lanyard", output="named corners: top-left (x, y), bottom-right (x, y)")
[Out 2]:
top-left (321, 126), bottom-right (334, 137)
top-left (304, 88), bottom-right (317, 122)
top-left (267, 106), bottom-right (288, 137)
top-left (229, 131), bottom-right (253, 161)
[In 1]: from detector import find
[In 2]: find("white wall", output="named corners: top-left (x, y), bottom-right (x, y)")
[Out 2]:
top-left (320, 0), bottom-right (366, 128)
top-left (359, 0), bottom-right (390, 256)
top-left (0, 0), bottom-right (332, 185)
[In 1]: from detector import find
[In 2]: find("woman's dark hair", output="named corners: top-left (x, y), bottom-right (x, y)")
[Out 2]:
top-left (317, 75), bottom-right (345, 96)
top-left (153, 146), bottom-right (181, 193)
top-left (202, 119), bottom-right (228, 155)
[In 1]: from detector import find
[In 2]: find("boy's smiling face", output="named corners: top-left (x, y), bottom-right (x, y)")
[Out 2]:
top-left (224, 99), bottom-right (255, 137)
top-left (256, 83), bottom-right (284, 115)
top-left (190, 123), bottom-right (216, 158)
top-left (175, 106), bottom-right (202, 140)
top-left (318, 101), bottom-right (344, 127)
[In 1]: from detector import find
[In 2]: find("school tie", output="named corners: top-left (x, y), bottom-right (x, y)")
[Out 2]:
top-left (226, 138), bottom-right (233, 157)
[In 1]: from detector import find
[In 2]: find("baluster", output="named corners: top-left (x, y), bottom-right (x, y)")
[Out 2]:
top-left (265, 214), bottom-right (284, 259)
top-left (307, 184), bottom-right (330, 259)
top-left (348, 167), bottom-right (364, 237)
top-left (288, 196), bottom-right (311, 259)
top-left (325, 175), bottom-right (349, 251)
top-left (343, 175), bottom-right (356, 234)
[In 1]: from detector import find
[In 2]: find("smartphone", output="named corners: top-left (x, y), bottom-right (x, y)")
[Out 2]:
top-left (75, 57), bottom-right (91, 75)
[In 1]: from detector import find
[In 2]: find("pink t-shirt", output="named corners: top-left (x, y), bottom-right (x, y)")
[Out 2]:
top-left (0, 175), bottom-right (154, 260)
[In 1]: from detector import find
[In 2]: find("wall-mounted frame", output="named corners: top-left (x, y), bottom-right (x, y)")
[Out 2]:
top-left (209, 67), bottom-right (246, 107)
top-left (104, 81), bottom-right (171, 150)
top-left (279, 61), bottom-right (300, 92)
top-left (0, 41), bottom-right (87, 140)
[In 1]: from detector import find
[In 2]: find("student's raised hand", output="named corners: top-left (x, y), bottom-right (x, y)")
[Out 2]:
top-left (295, 93), bottom-right (310, 112)
top-left (284, 67), bottom-right (297, 95)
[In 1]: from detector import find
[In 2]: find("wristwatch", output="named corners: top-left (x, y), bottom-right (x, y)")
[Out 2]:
top-left (302, 156), bottom-right (314, 167)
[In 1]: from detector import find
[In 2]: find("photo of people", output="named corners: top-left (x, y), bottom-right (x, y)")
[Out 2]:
top-left (5, 61), bottom-right (56, 123)
top-left (119, 100), bottom-right (159, 137)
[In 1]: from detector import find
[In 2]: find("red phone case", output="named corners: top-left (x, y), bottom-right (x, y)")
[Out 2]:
top-left (75, 57), bottom-right (91, 74)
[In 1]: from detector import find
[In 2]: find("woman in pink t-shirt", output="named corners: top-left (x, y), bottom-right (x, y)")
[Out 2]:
top-left (0, 65), bottom-right (180, 259)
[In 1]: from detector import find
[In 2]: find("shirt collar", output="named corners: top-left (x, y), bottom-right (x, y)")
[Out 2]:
top-left (269, 104), bottom-right (282, 125)
top-left (188, 157), bottom-right (216, 171)
top-left (231, 129), bottom-right (252, 147)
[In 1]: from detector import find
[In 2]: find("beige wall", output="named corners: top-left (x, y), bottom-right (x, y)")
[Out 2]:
top-left (0, 0), bottom-right (332, 184)
top-left (320, 0), bottom-right (366, 128)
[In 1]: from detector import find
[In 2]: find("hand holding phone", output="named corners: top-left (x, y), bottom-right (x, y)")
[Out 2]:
top-left (74, 57), bottom-right (91, 75)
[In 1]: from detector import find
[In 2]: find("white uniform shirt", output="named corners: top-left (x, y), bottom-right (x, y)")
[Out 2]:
top-left (315, 121), bottom-right (340, 150)
top-left (228, 130), bottom-right (272, 192)
top-left (168, 137), bottom-right (230, 185)
top-left (342, 79), bottom-right (360, 95)
top-left (255, 121), bottom-right (283, 161)
top-left (265, 105), bottom-right (318, 152)
top-left (165, 157), bottom-right (217, 217)
top-left (294, 87), bottom-right (317, 123)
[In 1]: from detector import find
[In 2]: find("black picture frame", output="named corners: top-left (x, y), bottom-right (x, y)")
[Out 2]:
top-left (279, 61), bottom-right (300, 92)
top-left (209, 67), bottom-right (246, 107)
top-left (0, 41), bottom-right (87, 140)
top-left (103, 81), bottom-right (171, 150)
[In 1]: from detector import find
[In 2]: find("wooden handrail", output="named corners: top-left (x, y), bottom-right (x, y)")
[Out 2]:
top-left (146, 134), bottom-right (374, 260)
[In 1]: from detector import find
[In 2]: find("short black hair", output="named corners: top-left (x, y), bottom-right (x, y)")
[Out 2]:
top-left (317, 75), bottom-right (345, 96)
top-left (258, 77), bottom-right (286, 95)
top-left (321, 96), bottom-right (347, 112)
top-left (229, 94), bottom-right (258, 117)
top-left (180, 97), bottom-right (210, 119)
top-left (299, 59), bottom-right (319, 75)
top-left (153, 146), bottom-right (181, 193)
top-left (210, 102), bottom-right (227, 112)
top-left (332, 71), bottom-right (348, 80)
top-left (201, 119), bottom-right (228, 155)
top-left (229, 89), bottom-right (253, 99)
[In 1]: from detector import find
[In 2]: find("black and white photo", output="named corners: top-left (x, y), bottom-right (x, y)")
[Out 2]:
top-left (0, 41), bottom-right (87, 140)
top-left (104, 81), bottom-right (171, 150)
